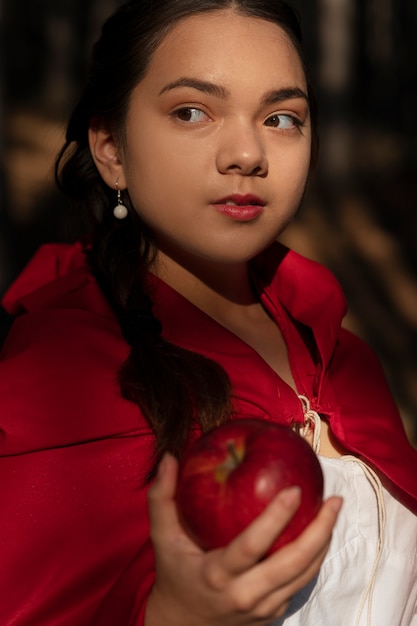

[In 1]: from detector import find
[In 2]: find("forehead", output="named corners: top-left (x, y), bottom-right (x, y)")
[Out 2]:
top-left (142, 9), bottom-right (306, 92)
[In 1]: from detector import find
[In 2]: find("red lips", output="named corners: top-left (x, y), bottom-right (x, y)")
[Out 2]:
top-left (214, 194), bottom-right (265, 207)
top-left (213, 194), bottom-right (265, 222)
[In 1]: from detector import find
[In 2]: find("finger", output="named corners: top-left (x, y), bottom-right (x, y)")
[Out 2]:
top-left (245, 539), bottom-right (330, 622)
top-left (215, 486), bottom-right (303, 577)
top-left (147, 454), bottom-right (182, 542)
top-left (278, 495), bottom-right (343, 580)
top-left (261, 496), bottom-right (342, 585)
top-left (148, 453), bottom-right (178, 501)
top-left (233, 495), bottom-right (342, 605)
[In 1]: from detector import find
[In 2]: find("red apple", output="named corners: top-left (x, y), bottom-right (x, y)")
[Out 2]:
top-left (176, 419), bottom-right (323, 553)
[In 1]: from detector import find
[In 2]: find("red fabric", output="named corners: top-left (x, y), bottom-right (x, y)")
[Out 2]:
top-left (1, 241), bottom-right (416, 625)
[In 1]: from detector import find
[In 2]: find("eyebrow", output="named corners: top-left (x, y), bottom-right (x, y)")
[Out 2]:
top-left (261, 87), bottom-right (308, 106)
top-left (159, 77), bottom-right (308, 106)
top-left (159, 77), bottom-right (229, 99)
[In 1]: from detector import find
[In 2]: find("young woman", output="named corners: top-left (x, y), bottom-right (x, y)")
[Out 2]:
top-left (1, 1), bottom-right (416, 625)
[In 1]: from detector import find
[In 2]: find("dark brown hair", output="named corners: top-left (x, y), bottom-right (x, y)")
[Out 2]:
top-left (55, 0), bottom-right (318, 473)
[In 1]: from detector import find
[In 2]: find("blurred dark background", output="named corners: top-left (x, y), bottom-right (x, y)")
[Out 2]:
top-left (0, 0), bottom-right (416, 445)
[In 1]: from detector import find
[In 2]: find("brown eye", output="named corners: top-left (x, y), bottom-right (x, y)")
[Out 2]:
top-left (264, 114), bottom-right (301, 129)
top-left (174, 107), bottom-right (207, 123)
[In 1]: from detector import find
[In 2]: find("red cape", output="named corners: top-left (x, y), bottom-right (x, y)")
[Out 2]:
top-left (1, 241), bottom-right (416, 625)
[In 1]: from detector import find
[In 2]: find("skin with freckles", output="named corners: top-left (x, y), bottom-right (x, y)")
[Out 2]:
top-left (89, 10), bottom-right (343, 625)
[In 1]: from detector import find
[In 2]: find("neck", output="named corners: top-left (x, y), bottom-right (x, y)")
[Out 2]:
top-left (152, 249), bottom-right (257, 313)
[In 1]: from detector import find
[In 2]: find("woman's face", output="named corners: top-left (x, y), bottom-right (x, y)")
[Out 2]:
top-left (102, 9), bottom-right (311, 269)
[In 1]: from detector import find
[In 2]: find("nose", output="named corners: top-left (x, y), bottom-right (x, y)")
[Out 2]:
top-left (216, 119), bottom-right (268, 176)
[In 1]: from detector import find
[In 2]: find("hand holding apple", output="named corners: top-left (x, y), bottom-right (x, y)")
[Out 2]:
top-left (175, 418), bottom-right (324, 554)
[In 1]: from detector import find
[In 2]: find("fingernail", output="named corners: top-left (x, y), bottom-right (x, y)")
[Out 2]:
top-left (329, 497), bottom-right (343, 513)
top-left (278, 486), bottom-right (302, 508)
top-left (158, 453), bottom-right (170, 475)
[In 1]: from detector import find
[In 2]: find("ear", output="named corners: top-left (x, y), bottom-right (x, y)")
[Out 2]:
top-left (88, 121), bottom-right (127, 189)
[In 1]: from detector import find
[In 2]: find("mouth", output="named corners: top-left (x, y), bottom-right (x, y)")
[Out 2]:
top-left (213, 194), bottom-right (266, 222)
top-left (214, 194), bottom-right (266, 207)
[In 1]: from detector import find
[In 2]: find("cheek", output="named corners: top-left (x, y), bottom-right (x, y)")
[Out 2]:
top-left (121, 148), bottom-right (193, 229)
top-left (273, 145), bottom-right (310, 196)
top-left (293, 154), bottom-right (311, 190)
top-left (126, 132), bottom-right (205, 197)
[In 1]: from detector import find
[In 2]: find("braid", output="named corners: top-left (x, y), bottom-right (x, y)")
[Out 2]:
top-left (56, 131), bottom-right (233, 475)
top-left (90, 210), bottom-right (233, 475)
top-left (55, 0), bottom-right (315, 474)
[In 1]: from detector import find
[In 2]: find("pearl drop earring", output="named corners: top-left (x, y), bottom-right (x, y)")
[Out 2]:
top-left (113, 182), bottom-right (128, 219)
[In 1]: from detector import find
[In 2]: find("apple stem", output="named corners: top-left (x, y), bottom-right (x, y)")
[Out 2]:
top-left (227, 441), bottom-right (241, 467)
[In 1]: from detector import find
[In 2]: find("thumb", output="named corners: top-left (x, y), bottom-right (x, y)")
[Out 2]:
top-left (147, 453), bottom-right (182, 542)
top-left (149, 453), bottom-right (179, 499)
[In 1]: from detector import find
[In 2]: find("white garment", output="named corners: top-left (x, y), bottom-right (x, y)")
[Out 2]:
top-left (272, 456), bottom-right (417, 626)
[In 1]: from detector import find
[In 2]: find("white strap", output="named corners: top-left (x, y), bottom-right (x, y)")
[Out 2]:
top-left (342, 456), bottom-right (386, 626)
top-left (295, 395), bottom-right (386, 625)
top-left (297, 395), bottom-right (322, 454)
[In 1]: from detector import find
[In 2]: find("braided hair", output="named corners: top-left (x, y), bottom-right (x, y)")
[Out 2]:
top-left (55, 0), bottom-right (317, 474)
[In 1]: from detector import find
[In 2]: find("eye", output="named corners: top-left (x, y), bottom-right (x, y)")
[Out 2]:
top-left (264, 113), bottom-right (303, 130)
top-left (173, 107), bottom-right (209, 123)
